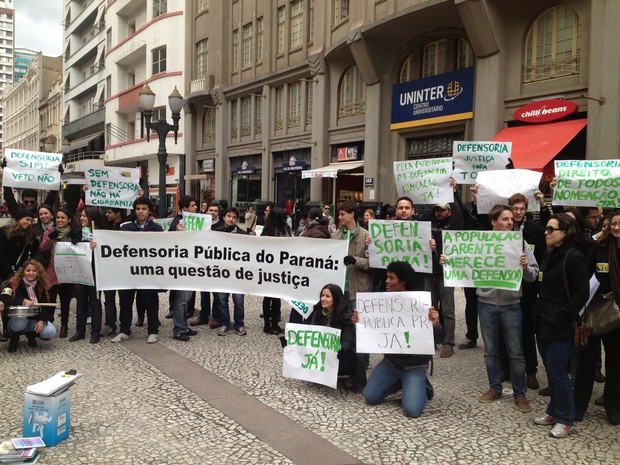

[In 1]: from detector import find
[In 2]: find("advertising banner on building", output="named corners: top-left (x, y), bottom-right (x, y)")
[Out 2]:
top-left (390, 67), bottom-right (474, 130)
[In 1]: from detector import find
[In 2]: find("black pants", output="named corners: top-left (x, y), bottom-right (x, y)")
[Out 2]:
top-left (262, 297), bottom-right (281, 329)
top-left (75, 284), bottom-right (102, 336)
top-left (49, 283), bottom-right (75, 326)
top-left (119, 289), bottom-right (160, 335)
top-left (463, 287), bottom-right (478, 341)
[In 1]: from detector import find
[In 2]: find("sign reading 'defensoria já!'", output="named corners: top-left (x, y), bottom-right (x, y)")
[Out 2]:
top-left (553, 159), bottom-right (620, 208)
top-left (390, 67), bottom-right (474, 130)
top-left (2, 148), bottom-right (63, 190)
top-left (85, 166), bottom-right (141, 209)
top-left (442, 230), bottom-right (523, 290)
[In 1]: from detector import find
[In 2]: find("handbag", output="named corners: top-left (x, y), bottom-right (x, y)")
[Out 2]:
top-left (586, 292), bottom-right (620, 336)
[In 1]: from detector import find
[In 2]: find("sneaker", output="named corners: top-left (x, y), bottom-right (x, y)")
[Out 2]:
top-left (533, 414), bottom-right (556, 426)
top-left (147, 334), bottom-right (158, 344)
top-left (111, 332), bottom-right (130, 343)
top-left (217, 325), bottom-right (229, 336)
top-left (236, 327), bottom-right (247, 336)
top-left (458, 339), bottom-right (477, 350)
top-left (439, 345), bottom-right (454, 358)
top-left (479, 389), bottom-right (502, 403)
top-left (549, 423), bottom-right (573, 438)
top-left (183, 328), bottom-right (198, 336)
top-left (514, 395), bottom-right (532, 413)
top-left (173, 333), bottom-right (190, 342)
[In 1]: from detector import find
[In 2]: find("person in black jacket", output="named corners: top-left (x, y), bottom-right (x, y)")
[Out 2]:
top-left (532, 213), bottom-right (589, 438)
top-left (359, 261), bottom-right (444, 417)
top-left (573, 210), bottom-right (620, 426)
top-left (0, 259), bottom-right (56, 352)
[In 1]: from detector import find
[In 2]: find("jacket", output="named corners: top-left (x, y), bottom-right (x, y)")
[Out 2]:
top-left (38, 227), bottom-right (81, 286)
top-left (0, 227), bottom-right (39, 280)
top-left (476, 240), bottom-right (539, 305)
top-left (587, 240), bottom-right (613, 295)
top-left (332, 225), bottom-right (372, 300)
top-left (0, 279), bottom-right (53, 324)
top-left (420, 203), bottom-right (464, 275)
top-left (121, 219), bottom-right (164, 232)
top-left (533, 242), bottom-right (589, 341)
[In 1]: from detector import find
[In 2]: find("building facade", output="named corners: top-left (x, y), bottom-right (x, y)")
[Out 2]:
top-left (0, 0), bottom-right (14, 149)
top-left (3, 54), bottom-right (62, 151)
top-left (182, 0), bottom-right (619, 215)
top-left (13, 47), bottom-right (36, 83)
top-left (104, 0), bottom-right (186, 215)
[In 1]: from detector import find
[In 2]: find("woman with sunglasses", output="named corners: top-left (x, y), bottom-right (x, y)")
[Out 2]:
top-left (532, 213), bottom-right (589, 438)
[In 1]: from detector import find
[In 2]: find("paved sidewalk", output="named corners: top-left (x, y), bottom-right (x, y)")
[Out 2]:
top-left (1, 290), bottom-right (619, 464)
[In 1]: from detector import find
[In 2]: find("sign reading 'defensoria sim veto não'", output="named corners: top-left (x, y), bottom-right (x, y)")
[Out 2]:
top-left (390, 67), bottom-right (474, 130)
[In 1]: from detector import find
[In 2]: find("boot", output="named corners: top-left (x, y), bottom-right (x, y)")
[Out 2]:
top-left (59, 325), bottom-right (68, 338)
top-left (8, 333), bottom-right (19, 353)
top-left (26, 333), bottom-right (38, 348)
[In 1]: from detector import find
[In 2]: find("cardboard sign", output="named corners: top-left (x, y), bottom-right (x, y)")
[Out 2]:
top-left (394, 157), bottom-right (454, 204)
top-left (54, 242), bottom-right (94, 286)
top-left (2, 149), bottom-right (63, 190)
top-left (85, 166), bottom-right (140, 209)
top-left (368, 220), bottom-right (433, 272)
top-left (475, 169), bottom-right (542, 214)
top-left (553, 159), bottom-right (620, 208)
top-left (181, 211), bottom-right (213, 231)
top-left (452, 141), bottom-right (512, 183)
top-left (283, 323), bottom-right (341, 389)
top-left (355, 291), bottom-right (435, 355)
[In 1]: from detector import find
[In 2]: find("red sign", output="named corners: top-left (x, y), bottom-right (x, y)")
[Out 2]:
top-left (337, 146), bottom-right (358, 161)
top-left (514, 99), bottom-right (578, 124)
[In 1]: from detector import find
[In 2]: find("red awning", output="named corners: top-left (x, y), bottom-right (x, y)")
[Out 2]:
top-left (492, 119), bottom-right (587, 172)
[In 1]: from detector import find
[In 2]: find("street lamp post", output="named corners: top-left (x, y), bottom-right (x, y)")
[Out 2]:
top-left (139, 84), bottom-right (184, 218)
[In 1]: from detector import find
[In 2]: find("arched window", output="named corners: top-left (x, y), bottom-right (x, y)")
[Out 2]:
top-left (399, 38), bottom-right (473, 83)
top-left (338, 66), bottom-right (365, 118)
top-left (399, 54), bottom-right (414, 83)
top-left (524, 6), bottom-right (580, 83)
top-left (202, 108), bottom-right (215, 143)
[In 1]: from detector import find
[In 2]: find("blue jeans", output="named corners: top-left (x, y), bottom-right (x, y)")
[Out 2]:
top-left (9, 318), bottom-right (56, 338)
top-left (478, 302), bottom-right (526, 396)
top-left (364, 358), bottom-right (428, 418)
top-left (537, 338), bottom-right (574, 426)
top-left (214, 292), bottom-right (244, 329)
top-left (172, 290), bottom-right (192, 336)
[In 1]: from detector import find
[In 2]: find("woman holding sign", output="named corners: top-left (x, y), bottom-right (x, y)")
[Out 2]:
top-left (532, 213), bottom-right (589, 438)
top-left (356, 261), bottom-right (443, 418)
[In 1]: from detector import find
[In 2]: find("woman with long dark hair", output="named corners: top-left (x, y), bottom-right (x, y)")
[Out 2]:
top-left (39, 208), bottom-right (81, 338)
top-left (261, 206), bottom-right (291, 333)
top-left (532, 213), bottom-right (589, 438)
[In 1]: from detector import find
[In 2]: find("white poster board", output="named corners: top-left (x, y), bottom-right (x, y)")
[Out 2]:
top-left (367, 220), bottom-right (433, 273)
top-left (393, 157), bottom-right (454, 204)
top-left (181, 211), bottom-right (213, 231)
top-left (2, 148), bottom-right (63, 190)
top-left (553, 159), bottom-right (620, 208)
top-left (85, 166), bottom-right (141, 209)
top-left (475, 169), bottom-right (542, 214)
top-left (54, 242), bottom-right (94, 286)
top-left (452, 141), bottom-right (512, 183)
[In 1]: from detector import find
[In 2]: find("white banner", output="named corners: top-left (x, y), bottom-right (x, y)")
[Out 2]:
top-left (475, 169), bottom-right (542, 214)
top-left (393, 157), bottom-right (454, 205)
top-left (2, 148), bottom-right (63, 190)
top-left (93, 230), bottom-right (348, 302)
top-left (452, 141), bottom-right (512, 184)
top-left (553, 159), bottom-right (620, 208)
top-left (287, 299), bottom-right (315, 320)
top-left (355, 291), bottom-right (435, 355)
top-left (442, 230), bottom-right (523, 290)
top-left (54, 242), bottom-right (94, 286)
top-left (368, 220), bottom-right (433, 272)
top-left (181, 211), bottom-right (212, 231)
top-left (283, 323), bottom-right (341, 389)
top-left (85, 166), bottom-right (140, 209)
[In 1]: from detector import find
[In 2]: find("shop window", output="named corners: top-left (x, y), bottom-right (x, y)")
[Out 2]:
top-left (407, 133), bottom-right (463, 160)
top-left (196, 39), bottom-right (208, 78)
top-left (202, 108), bottom-right (215, 143)
top-left (338, 66), bottom-right (365, 118)
top-left (523, 6), bottom-right (580, 83)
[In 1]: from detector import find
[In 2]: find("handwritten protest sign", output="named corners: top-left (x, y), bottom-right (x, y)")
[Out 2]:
top-left (442, 230), bottom-right (523, 290)
top-left (181, 211), bottom-right (213, 231)
top-left (368, 220), bottom-right (432, 272)
top-left (54, 242), bottom-right (94, 286)
top-left (355, 291), bottom-right (435, 355)
top-left (288, 299), bottom-right (315, 320)
top-left (452, 141), bottom-right (511, 183)
top-left (283, 323), bottom-right (341, 389)
top-left (93, 231), bottom-right (348, 303)
top-left (2, 148), bottom-right (63, 190)
top-left (393, 157), bottom-right (454, 204)
top-left (475, 169), bottom-right (542, 214)
top-left (553, 159), bottom-right (620, 208)
top-left (85, 166), bottom-right (140, 209)
top-left (153, 218), bottom-right (174, 231)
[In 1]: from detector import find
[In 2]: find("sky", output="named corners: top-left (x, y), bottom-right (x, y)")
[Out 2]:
top-left (14, 0), bottom-right (63, 56)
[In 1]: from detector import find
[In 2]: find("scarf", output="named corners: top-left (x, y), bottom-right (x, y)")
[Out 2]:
top-left (608, 240), bottom-right (620, 306)
top-left (23, 277), bottom-right (39, 304)
top-left (321, 307), bottom-right (333, 327)
top-left (55, 225), bottom-right (71, 240)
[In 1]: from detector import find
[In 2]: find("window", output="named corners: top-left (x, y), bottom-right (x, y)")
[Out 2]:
top-left (153, 107), bottom-right (166, 121)
top-left (232, 29), bottom-right (239, 71)
top-left (197, 0), bottom-right (208, 12)
top-left (240, 97), bottom-right (251, 136)
top-left (153, 0), bottom-right (167, 18)
top-left (288, 82), bottom-right (301, 128)
top-left (309, 0), bottom-right (314, 43)
top-left (338, 66), bottom-right (365, 118)
top-left (197, 39), bottom-right (208, 78)
top-left (275, 86), bottom-right (284, 130)
top-left (457, 38), bottom-right (474, 70)
top-left (277, 6), bottom-right (285, 54)
top-left (290, 0), bottom-right (303, 49)
top-left (106, 75), bottom-right (111, 98)
top-left (152, 46), bottom-right (166, 75)
top-left (230, 100), bottom-right (237, 138)
top-left (203, 108), bottom-right (215, 143)
top-left (106, 28), bottom-right (112, 50)
top-left (306, 81), bottom-right (313, 124)
top-left (256, 17), bottom-right (264, 61)
top-left (524, 6), bottom-right (580, 83)
top-left (242, 23), bottom-right (252, 67)
top-left (334, 0), bottom-right (349, 24)
top-left (399, 54), bottom-right (415, 83)
top-left (255, 97), bottom-right (262, 134)
top-left (422, 39), bottom-right (447, 77)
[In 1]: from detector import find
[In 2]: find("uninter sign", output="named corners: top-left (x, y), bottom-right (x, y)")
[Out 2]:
top-left (391, 67), bottom-right (474, 130)
top-left (514, 99), bottom-right (578, 124)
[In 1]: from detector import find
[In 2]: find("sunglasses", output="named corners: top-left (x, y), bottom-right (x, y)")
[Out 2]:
top-left (545, 226), bottom-right (563, 234)
top-left (23, 200), bottom-right (36, 206)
